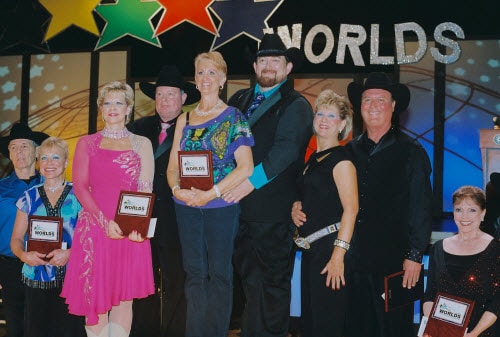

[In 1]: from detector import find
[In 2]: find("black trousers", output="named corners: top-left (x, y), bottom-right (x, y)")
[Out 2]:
top-left (345, 271), bottom-right (414, 337)
top-left (24, 286), bottom-right (86, 337)
top-left (0, 255), bottom-right (24, 337)
top-left (130, 237), bottom-right (186, 337)
top-left (233, 220), bottom-right (295, 337)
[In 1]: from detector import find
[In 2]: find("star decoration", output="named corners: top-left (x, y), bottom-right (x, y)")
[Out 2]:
top-left (95, 0), bottom-right (162, 50)
top-left (155, 0), bottom-right (217, 36)
top-left (39, 0), bottom-right (100, 41)
top-left (209, 0), bottom-right (283, 50)
top-left (0, 0), bottom-right (51, 53)
top-left (2, 81), bottom-right (16, 93)
top-left (30, 64), bottom-right (43, 78)
top-left (4, 96), bottom-right (20, 111)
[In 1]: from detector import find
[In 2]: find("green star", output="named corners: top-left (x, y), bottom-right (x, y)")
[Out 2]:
top-left (95, 0), bottom-right (162, 50)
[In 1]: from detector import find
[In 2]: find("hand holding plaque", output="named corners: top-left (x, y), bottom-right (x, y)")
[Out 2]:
top-left (178, 150), bottom-right (214, 190)
top-left (419, 292), bottom-right (475, 337)
top-left (383, 264), bottom-right (424, 312)
top-left (27, 215), bottom-right (63, 255)
top-left (115, 191), bottom-right (156, 238)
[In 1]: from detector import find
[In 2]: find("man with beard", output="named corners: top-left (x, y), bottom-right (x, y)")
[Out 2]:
top-left (226, 33), bottom-right (313, 337)
top-left (127, 65), bottom-right (200, 337)
top-left (0, 123), bottom-right (49, 337)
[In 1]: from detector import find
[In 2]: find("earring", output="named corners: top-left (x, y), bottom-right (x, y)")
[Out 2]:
top-left (220, 84), bottom-right (224, 90)
top-left (196, 85), bottom-right (199, 90)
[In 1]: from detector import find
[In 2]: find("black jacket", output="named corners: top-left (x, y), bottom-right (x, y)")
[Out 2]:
top-left (229, 80), bottom-right (313, 222)
top-left (127, 114), bottom-right (178, 246)
top-left (345, 127), bottom-right (433, 274)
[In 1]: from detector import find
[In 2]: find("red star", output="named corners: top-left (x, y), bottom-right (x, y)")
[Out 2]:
top-left (155, 0), bottom-right (217, 36)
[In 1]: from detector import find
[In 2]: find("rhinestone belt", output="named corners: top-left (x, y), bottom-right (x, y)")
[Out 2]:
top-left (294, 222), bottom-right (341, 250)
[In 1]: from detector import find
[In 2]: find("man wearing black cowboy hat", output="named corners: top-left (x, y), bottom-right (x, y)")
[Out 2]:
top-left (0, 123), bottom-right (49, 337)
top-left (344, 72), bottom-right (433, 337)
top-left (227, 33), bottom-right (313, 337)
top-left (127, 65), bottom-right (200, 337)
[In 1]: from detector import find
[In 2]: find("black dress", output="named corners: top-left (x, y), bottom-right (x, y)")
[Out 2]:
top-left (424, 239), bottom-right (500, 337)
top-left (298, 146), bottom-right (352, 337)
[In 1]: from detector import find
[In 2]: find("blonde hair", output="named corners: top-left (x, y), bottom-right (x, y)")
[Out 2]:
top-left (37, 136), bottom-right (69, 160)
top-left (315, 89), bottom-right (353, 140)
top-left (194, 51), bottom-right (228, 76)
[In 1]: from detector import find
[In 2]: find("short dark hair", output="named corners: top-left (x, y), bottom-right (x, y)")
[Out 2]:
top-left (452, 185), bottom-right (486, 210)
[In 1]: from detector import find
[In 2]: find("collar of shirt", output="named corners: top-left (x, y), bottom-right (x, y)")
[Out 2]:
top-left (255, 79), bottom-right (287, 99)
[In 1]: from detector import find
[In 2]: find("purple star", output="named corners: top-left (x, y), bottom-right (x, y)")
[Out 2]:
top-left (209, 0), bottom-right (283, 50)
top-left (0, 0), bottom-right (51, 53)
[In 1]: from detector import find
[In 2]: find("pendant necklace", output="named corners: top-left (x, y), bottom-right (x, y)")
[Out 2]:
top-left (45, 180), bottom-right (66, 193)
top-left (101, 128), bottom-right (129, 139)
top-left (194, 99), bottom-right (222, 117)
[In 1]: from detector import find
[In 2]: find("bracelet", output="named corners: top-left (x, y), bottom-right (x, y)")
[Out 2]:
top-left (213, 184), bottom-right (221, 198)
top-left (334, 239), bottom-right (350, 251)
top-left (172, 185), bottom-right (180, 194)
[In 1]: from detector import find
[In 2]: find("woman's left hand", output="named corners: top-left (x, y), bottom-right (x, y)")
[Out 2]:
top-left (321, 254), bottom-right (345, 290)
top-left (128, 230), bottom-right (145, 243)
top-left (185, 188), bottom-right (211, 207)
top-left (47, 249), bottom-right (70, 267)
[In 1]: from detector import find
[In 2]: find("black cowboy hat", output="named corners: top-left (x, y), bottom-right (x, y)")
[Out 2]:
top-left (139, 65), bottom-right (201, 105)
top-left (0, 123), bottom-right (49, 157)
top-left (491, 172), bottom-right (500, 192)
top-left (255, 33), bottom-right (304, 71)
top-left (347, 72), bottom-right (411, 115)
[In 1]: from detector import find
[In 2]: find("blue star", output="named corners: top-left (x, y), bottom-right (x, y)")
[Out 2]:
top-left (30, 65), bottom-right (44, 78)
top-left (209, 0), bottom-right (283, 50)
top-left (2, 81), bottom-right (16, 93)
top-left (4, 96), bottom-right (20, 111)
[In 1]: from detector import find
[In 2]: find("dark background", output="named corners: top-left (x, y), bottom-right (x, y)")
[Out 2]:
top-left (1, 0), bottom-right (499, 77)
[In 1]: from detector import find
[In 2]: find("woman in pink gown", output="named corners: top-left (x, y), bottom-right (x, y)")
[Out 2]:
top-left (61, 81), bottom-right (155, 337)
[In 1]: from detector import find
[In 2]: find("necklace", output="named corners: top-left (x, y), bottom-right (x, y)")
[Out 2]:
top-left (45, 180), bottom-right (66, 193)
top-left (194, 99), bottom-right (222, 117)
top-left (101, 128), bottom-right (129, 139)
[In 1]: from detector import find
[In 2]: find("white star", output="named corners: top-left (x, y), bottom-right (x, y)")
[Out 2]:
top-left (4, 96), bottom-right (20, 111)
top-left (2, 81), bottom-right (16, 93)
top-left (30, 65), bottom-right (44, 78)
top-left (44, 83), bottom-right (55, 92)
top-left (0, 66), bottom-right (9, 77)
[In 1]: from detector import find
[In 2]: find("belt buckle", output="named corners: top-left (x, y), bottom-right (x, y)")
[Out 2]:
top-left (294, 236), bottom-right (310, 250)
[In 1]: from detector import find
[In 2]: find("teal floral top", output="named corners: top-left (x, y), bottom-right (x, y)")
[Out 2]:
top-left (178, 106), bottom-right (254, 208)
top-left (16, 182), bottom-right (81, 289)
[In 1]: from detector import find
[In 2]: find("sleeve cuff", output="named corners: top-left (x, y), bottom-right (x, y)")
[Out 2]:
top-left (404, 248), bottom-right (423, 263)
top-left (248, 163), bottom-right (275, 189)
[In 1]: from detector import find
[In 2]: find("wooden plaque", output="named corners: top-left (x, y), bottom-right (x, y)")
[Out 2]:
top-left (178, 150), bottom-right (214, 191)
top-left (27, 215), bottom-right (63, 255)
top-left (115, 190), bottom-right (156, 237)
top-left (423, 292), bottom-right (475, 337)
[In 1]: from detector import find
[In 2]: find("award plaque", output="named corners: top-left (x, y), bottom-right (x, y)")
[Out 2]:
top-left (115, 191), bottom-right (156, 237)
top-left (27, 215), bottom-right (63, 255)
top-left (422, 292), bottom-right (475, 337)
top-left (178, 150), bottom-right (214, 190)
top-left (384, 264), bottom-right (424, 312)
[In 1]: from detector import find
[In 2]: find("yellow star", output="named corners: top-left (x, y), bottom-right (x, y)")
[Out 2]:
top-left (40, 0), bottom-right (100, 41)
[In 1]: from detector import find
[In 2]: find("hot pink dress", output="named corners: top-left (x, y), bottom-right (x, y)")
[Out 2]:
top-left (61, 132), bottom-right (155, 325)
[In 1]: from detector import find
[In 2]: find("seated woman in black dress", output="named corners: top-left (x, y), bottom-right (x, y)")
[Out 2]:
top-left (423, 185), bottom-right (499, 337)
top-left (291, 89), bottom-right (358, 337)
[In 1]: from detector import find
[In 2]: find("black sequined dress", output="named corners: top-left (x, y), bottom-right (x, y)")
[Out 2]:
top-left (424, 239), bottom-right (500, 336)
